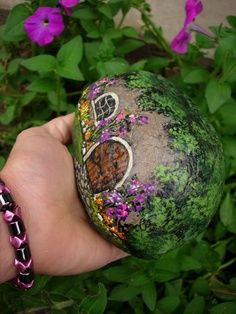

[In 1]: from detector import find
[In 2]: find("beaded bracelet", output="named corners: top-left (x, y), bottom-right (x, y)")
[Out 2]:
top-left (0, 180), bottom-right (34, 290)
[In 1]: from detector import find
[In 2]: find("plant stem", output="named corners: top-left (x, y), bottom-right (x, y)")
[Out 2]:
top-left (218, 257), bottom-right (236, 272)
top-left (118, 12), bottom-right (127, 28)
top-left (67, 91), bottom-right (82, 97)
top-left (138, 8), bottom-right (175, 59)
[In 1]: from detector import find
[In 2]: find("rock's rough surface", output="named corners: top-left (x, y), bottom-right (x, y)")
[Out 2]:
top-left (73, 71), bottom-right (225, 259)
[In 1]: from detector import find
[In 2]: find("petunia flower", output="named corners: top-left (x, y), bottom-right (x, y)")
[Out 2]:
top-left (24, 7), bottom-right (64, 46)
top-left (171, 0), bottom-right (203, 54)
top-left (59, 0), bottom-right (80, 15)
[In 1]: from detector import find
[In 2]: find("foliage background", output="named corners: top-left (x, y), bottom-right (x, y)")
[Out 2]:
top-left (0, 0), bottom-right (236, 313)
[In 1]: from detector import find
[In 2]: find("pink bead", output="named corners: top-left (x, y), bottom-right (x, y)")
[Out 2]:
top-left (10, 234), bottom-right (27, 249)
top-left (14, 258), bottom-right (32, 272)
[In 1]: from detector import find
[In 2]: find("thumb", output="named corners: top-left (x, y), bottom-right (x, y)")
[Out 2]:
top-left (42, 113), bottom-right (75, 145)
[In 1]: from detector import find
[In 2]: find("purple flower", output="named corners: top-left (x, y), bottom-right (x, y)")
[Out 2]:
top-left (171, 0), bottom-right (203, 54)
top-left (59, 0), bottom-right (79, 15)
top-left (143, 183), bottom-right (156, 195)
top-left (138, 115), bottom-right (149, 125)
top-left (97, 119), bottom-right (111, 128)
top-left (104, 191), bottom-right (123, 205)
top-left (100, 129), bottom-right (112, 142)
top-left (133, 193), bottom-right (146, 205)
top-left (116, 203), bottom-right (129, 220)
top-left (118, 126), bottom-right (128, 136)
top-left (89, 84), bottom-right (101, 100)
top-left (24, 7), bottom-right (64, 46)
top-left (128, 179), bottom-right (142, 195)
top-left (106, 207), bottom-right (115, 218)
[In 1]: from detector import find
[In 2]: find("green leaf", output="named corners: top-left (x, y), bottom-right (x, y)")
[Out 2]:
top-left (217, 98), bottom-right (236, 135)
top-left (3, 4), bottom-right (30, 42)
top-left (191, 277), bottom-right (209, 296)
top-left (180, 255), bottom-right (202, 271)
top-left (210, 302), bottom-right (236, 314)
top-left (156, 296), bottom-right (180, 313)
top-left (57, 65), bottom-right (84, 81)
top-left (97, 59), bottom-right (129, 76)
top-left (21, 55), bottom-right (57, 73)
top-left (98, 4), bottom-right (113, 19)
top-left (220, 193), bottom-right (236, 233)
top-left (79, 283), bottom-right (107, 314)
top-left (109, 284), bottom-right (140, 301)
top-left (227, 16), bottom-right (236, 28)
top-left (129, 273), bottom-right (150, 287)
top-left (21, 92), bottom-right (36, 107)
top-left (196, 33), bottom-right (215, 48)
top-left (0, 156), bottom-right (6, 169)
top-left (72, 7), bottom-right (98, 19)
top-left (122, 26), bottom-right (139, 38)
top-left (27, 78), bottom-right (57, 93)
top-left (0, 104), bottom-right (16, 125)
top-left (84, 41), bottom-right (101, 66)
top-left (205, 79), bottom-right (231, 113)
top-left (7, 58), bottom-right (22, 75)
top-left (47, 89), bottom-right (67, 112)
top-left (184, 296), bottom-right (205, 314)
top-left (56, 36), bottom-right (84, 80)
top-left (222, 136), bottom-right (236, 159)
top-left (145, 57), bottom-right (169, 72)
top-left (104, 266), bottom-right (132, 283)
top-left (142, 282), bottom-right (157, 311)
top-left (117, 39), bottom-right (144, 55)
top-left (57, 36), bottom-right (83, 63)
top-left (181, 65), bottom-right (210, 84)
top-left (130, 59), bottom-right (147, 71)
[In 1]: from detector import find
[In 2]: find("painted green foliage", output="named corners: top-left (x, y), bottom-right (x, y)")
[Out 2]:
top-left (123, 71), bottom-right (225, 258)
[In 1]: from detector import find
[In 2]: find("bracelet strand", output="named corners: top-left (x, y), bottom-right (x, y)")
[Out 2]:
top-left (0, 180), bottom-right (34, 290)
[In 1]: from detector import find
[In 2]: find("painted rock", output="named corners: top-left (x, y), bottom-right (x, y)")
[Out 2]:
top-left (73, 71), bottom-right (225, 259)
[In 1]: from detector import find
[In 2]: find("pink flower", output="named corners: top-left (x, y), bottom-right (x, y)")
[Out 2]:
top-left (116, 111), bottom-right (126, 122)
top-left (171, 0), bottom-right (203, 54)
top-left (24, 7), bottom-right (64, 46)
top-left (59, 0), bottom-right (79, 15)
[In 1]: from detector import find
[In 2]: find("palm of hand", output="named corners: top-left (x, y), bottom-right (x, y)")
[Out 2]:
top-left (1, 115), bottom-right (126, 276)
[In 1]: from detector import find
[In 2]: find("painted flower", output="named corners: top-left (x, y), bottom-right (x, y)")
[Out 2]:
top-left (24, 7), bottom-right (64, 46)
top-left (100, 129), bottom-right (112, 142)
top-left (88, 84), bottom-right (101, 100)
top-left (116, 111), bottom-right (126, 122)
top-left (59, 0), bottom-right (80, 15)
top-left (171, 0), bottom-right (203, 54)
top-left (138, 115), bottom-right (149, 125)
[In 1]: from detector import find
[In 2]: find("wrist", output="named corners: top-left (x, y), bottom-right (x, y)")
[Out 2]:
top-left (0, 210), bottom-right (16, 283)
top-left (0, 171), bottom-right (34, 289)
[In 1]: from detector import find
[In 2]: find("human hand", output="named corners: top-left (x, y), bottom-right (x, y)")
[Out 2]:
top-left (0, 113), bottom-right (127, 283)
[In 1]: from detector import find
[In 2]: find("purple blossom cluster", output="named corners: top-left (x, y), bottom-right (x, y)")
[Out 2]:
top-left (103, 179), bottom-right (156, 223)
top-left (171, 0), bottom-right (203, 54)
top-left (88, 79), bottom-right (117, 101)
top-left (24, 1), bottom-right (80, 46)
top-left (88, 84), bottom-right (101, 100)
top-left (97, 111), bottom-right (148, 143)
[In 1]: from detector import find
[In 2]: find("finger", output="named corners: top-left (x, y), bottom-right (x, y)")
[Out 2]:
top-left (42, 113), bottom-right (75, 145)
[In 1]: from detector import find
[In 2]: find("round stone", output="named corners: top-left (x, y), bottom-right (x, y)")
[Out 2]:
top-left (73, 71), bottom-right (225, 259)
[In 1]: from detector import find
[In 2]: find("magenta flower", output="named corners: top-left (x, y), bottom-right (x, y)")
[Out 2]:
top-left (59, 0), bottom-right (80, 15)
top-left (24, 7), bottom-right (64, 46)
top-left (171, 0), bottom-right (203, 54)
top-left (100, 129), bottom-right (112, 142)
